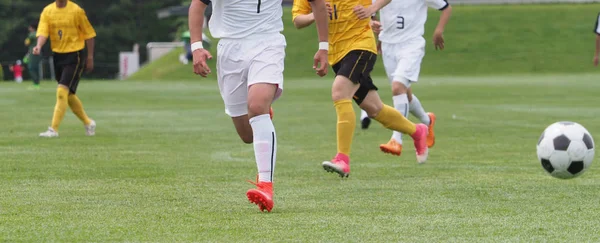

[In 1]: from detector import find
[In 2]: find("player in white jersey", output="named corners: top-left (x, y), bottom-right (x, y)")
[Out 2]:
top-left (372, 0), bottom-right (452, 158)
top-left (594, 12), bottom-right (600, 66)
top-left (188, 0), bottom-right (330, 212)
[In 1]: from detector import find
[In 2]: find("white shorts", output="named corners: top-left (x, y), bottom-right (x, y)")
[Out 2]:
top-left (381, 37), bottom-right (426, 87)
top-left (216, 33), bottom-right (286, 117)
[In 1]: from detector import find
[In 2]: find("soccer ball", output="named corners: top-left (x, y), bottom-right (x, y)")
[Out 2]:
top-left (536, 121), bottom-right (595, 179)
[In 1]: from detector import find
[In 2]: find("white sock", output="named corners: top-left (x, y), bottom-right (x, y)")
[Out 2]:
top-left (391, 94), bottom-right (409, 143)
top-left (360, 109), bottom-right (369, 120)
top-left (409, 94), bottom-right (430, 125)
top-left (249, 114), bottom-right (276, 183)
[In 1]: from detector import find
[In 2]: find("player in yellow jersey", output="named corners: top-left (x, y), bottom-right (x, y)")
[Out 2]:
top-left (292, 0), bottom-right (430, 177)
top-left (33, 0), bottom-right (97, 138)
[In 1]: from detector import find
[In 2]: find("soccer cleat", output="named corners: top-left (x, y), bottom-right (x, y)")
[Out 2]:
top-left (361, 117), bottom-right (371, 129)
top-left (411, 124), bottom-right (429, 164)
top-left (269, 107), bottom-right (274, 120)
top-left (85, 119), bottom-right (96, 136)
top-left (427, 112), bottom-right (436, 148)
top-left (246, 181), bottom-right (274, 212)
top-left (39, 127), bottom-right (59, 138)
top-left (322, 153), bottom-right (350, 177)
top-left (379, 139), bottom-right (403, 156)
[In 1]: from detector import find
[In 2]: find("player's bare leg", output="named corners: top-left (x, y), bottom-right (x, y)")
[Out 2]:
top-left (245, 83), bottom-right (278, 212)
top-left (322, 75), bottom-right (360, 177)
top-left (360, 90), bottom-right (429, 164)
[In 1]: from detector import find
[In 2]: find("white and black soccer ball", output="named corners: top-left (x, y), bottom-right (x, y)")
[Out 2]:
top-left (536, 121), bottom-right (595, 179)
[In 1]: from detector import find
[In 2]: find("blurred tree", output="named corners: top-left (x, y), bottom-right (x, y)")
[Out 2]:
top-left (0, 0), bottom-right (183, 80)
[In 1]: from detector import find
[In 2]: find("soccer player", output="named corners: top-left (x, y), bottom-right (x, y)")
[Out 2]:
top-left (594, 12), bottom-right (600, 66)
top-left (34, 0), bottom-right (97, 138)
top-left (293, 0), bottom-right (430, 178)
top-left (373, 0), bottom-right (451, 156)
top-left (25, 22), bottom-right (42, 89)
top-left (188, 0), bottom-right (329, 212)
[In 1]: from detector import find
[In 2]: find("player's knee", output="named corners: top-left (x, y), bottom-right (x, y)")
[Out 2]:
top-left (361, 101), bottom-right (383, 118)
top-left (391, 81), bottom-right (409, 96)
top-left (247, 101), bottom-right (270, 117)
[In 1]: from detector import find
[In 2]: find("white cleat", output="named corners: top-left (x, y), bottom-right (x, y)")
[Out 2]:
top-left (85, 119), bottom-right (96, 136)
top-left (416, 148), bottom-right (429, 164)
top-left (39, 127), bottom-right (59, 138)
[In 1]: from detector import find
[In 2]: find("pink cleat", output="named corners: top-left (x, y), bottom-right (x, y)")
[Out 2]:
top-left (322, 153), bottom-right (350, 177)
top-left (411, 124), bottom-right (429, 164)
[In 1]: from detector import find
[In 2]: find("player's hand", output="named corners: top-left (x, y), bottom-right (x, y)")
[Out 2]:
top-left (353, 5), bottom-right (374, 20)
top-left (192, 48), bottom-right (212, 77)
top-left (594, 55), bottom-right (599, 66)
top-left (32, 46), bottom-right (41, 55)
top-left (326, 2), bottom-right (333, 15)
top-left (86, 56), bottom-right (94, 73)
top-left (313, 49), bottom-right (329, 77)
top-left (370, 20), bottom-right (382, 34)
top-left (433, 29), bottom-right (445, 50)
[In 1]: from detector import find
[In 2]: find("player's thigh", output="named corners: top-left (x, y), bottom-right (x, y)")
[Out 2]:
top-left (217, 39), bottom-right (250, 118)
top-left (381, 42), bottom-right (399, 83)
top-left (58, 52), bottom-right (85, 94)
top-left (394, 40), bottom-right (426, 84)
top-left (332, 50), bottom-right (376, 101)
top-left (247, 36), bottom-right (285, 115)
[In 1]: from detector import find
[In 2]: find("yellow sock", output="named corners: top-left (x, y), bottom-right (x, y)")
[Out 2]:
top-left (374, 104), bottom-right (417, 135)
top-left (50, 87), bottom-right (69, 131)
top-left (334, 99), bottom-right (355, 156)
top-left (68, 94), bottom-right (92, 125)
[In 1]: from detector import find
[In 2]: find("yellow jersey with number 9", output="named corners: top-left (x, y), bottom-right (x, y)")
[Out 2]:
top-left (292, 0), bottom-right (377, 65)
top-left (37, 1), bottom-right (96, 53)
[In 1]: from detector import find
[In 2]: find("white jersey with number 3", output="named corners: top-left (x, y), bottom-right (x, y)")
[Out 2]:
top-left (207, 0), bottom-right (283, 39)
top-left (378, 0), bottom-right (449, 44)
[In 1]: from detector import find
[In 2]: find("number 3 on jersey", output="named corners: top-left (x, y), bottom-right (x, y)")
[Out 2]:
top-left (396, 16), bottom-right (404, 29)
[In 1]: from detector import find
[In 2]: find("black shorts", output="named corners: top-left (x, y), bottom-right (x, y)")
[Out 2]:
top-left (53, 49), bottom-right (86, 94)
top-left (332, 50), bottom-right (378, 105)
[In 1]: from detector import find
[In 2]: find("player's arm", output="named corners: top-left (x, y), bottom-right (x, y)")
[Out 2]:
top-left (428, 0), bottom-right (452, 50)
top-left (309, 0), bottom-right (329, 77)
top-left (78, 8), bottom-right (97, 71)
top-left (354, 0), bottom-right (391, 19)
top-left (33, 10), bottom-right (50, 55)
top-left (189, 0), bottom-right (212, 77)
top-left (292, 0), bottom-right (315, 29)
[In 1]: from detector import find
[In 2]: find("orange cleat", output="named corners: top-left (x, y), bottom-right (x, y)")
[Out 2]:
top-left (269, 107), bottom-right (274, 120)
top-left (426, 112), bottom-right (436, 148)
top-left (246, 181), bottom-right (274, 212)
top-left (379, 139), bottom-right (403, 156)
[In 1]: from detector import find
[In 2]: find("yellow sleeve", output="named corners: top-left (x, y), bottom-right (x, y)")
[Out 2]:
top-left (292, 0), bottom-right (312, 21)
top-left (77, 8), bottom-right (96, 39)
top-left (36, 9), bottom-right (50, 37)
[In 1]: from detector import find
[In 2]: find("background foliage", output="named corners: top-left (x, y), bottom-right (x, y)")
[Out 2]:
top-left (0, 0), bottom-right (186, 80)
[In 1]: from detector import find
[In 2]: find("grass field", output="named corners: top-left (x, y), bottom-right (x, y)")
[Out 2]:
top-left (129, 4), bottom-right (600, 81)
top-left (1, 73), bottom-right (599, 241)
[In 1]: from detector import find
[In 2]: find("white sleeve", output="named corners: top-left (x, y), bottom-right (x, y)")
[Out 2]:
top-left (595, 13), bottom-right (600, 35)
top-left (426, 0), bottom-right (449, 10)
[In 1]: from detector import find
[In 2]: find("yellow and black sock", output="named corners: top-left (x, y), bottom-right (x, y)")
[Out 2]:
top-left (334, 99), bottom-right (355, 156)
top-left (374, 104), bottom-right (417, 135)
top-left (50, 87), bottom-right (69, 131)
top-left (68, 94), bottom-right (92, 125)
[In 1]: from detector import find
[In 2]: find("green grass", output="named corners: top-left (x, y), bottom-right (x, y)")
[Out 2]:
top-left (1, 73), bottom-right (599, 241)
top-left (129, 4), bottom-right (600, 81)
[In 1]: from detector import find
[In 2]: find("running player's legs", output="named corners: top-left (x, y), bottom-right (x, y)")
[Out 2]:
top-left (216, 39), bottom-right (253, 143)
